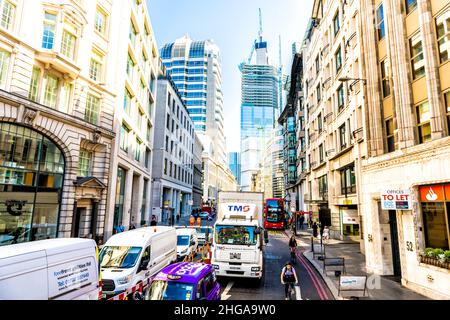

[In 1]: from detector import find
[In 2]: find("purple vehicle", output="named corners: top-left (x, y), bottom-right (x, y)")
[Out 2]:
top-left (145, 262), bottom-right (221, 300)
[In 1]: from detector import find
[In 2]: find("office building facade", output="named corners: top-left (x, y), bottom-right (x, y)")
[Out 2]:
top-left (228, 152), bottom-right (241, 186)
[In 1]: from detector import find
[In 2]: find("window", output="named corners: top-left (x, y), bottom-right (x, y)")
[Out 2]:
top-left (78, 149), bottom-right (92, 177)
top-left (120, 124), bottom-right (130, 152)
top-left (129, 22), bottom-right (137, 47)
top-left (380, 60), bottom-right (390, 98)
top-left (318, 113), bottom-right (323, 134)
top-left (333, 11), bottom-right (340, 36)
top-left (135, 138), bottom-right (142, 162)
top-left (60, 82), bottom-right (72, 113)
top-left (145, 148), bottom-right (151, 168)
top-left (319, 144), bottom-right (324, 163)
top-left (318, 175), bottom-right (328, 198)
top-left (340, 165), bottom-right (356, 195)
top-left (436, 10), bottom-right (450, 64)
top-left (137, 109), bottom-right (144, 130)
top-left (0, 49), bottom-right (10, 89)
top-left (445, 91), bottom-right (450, 135)
top-left (43, 75), bottom-right (59, 108)
top-left (89, 52), bottom-right (103, 82)
top-left (410, 33), bottom-right (425, 79)
top-left (94, 8), bottom-right (107, 35)
top-left (385, 118), bottom-right (395, 153)
top-left (339, 123), bottom-right (347, 150)
top-left (335, 46), bottom-right (342, 73)
top-left (416, 101), bottom-right (431, 144)
top-left (0, 0), bottom-right (15, 30)
top-left (316, 85), bottom-right (321, 103)
top-left (85, 94), bottom-right (100, 125)
top-left (124, 88), bottom-right (132, 114)
top-left (61, 30), bottom-right (76, 59)
top-left (166, 115), bottom-right (170, 130)
top-left (126, 53), bottom-right (135, 79)
top-left (164, 158), bottom-right (168, 175)
top-left (376, 4), bottom-right (385, 40)
top-left (405, 0), bottom-right (417, 14)
top-left (315, 55), bottom-right (320, 74)
top-left (28, 67), bottom-right (41, 102)
top-left (337, 84), bottom-right (345, 111)
top-left (42, 12), bottom-right (56, 49)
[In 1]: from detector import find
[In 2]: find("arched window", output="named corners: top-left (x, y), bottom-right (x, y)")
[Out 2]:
top-left (0, 122), bottom-right (65, 245)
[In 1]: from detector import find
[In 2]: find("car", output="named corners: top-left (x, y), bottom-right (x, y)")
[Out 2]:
top-left (145, 262), bottom-right (221, 300)
top-left (199, 212), bottom-right (210, 220)
top-left (176, 228), bottom-right (198, 260)
top-left (196, 227), bottom-right (213, 245)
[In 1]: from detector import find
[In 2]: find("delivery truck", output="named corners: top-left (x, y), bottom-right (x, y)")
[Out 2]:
top-left (211, 191), bottom-right (268, 284)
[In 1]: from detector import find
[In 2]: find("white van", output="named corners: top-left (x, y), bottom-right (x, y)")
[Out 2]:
top-left (176, 228), bottom-right (198, 260)
top-left (99, 226), bottom-right (177, 298)
top-left (0, 238), bottom-right (100, 300)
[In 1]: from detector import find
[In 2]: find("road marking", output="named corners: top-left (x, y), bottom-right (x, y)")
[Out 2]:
top-left (295, 285), bottom-right (302, 300)
top-left (221, 281), bottom-right (234, 300)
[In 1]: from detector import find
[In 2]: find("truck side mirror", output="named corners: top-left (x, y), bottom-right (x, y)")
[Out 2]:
top-left (264, 230), bottom-right (269, 244)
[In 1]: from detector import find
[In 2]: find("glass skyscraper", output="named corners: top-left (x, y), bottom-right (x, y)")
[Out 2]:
top-left (160, 36), bottom-right (226, 165)
top-left (228, 152), bottom-right (241, 186)
top-left (240, 37), bottom-right (279, 191)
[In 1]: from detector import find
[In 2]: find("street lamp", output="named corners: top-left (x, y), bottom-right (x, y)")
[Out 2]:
top-left (338, 77), bottom-right (367, 92)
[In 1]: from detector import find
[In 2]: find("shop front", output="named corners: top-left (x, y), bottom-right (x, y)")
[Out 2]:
top-left (340, 206), bottom-right (360, 239)
top-left (0, 123), bottom-right (65, 246)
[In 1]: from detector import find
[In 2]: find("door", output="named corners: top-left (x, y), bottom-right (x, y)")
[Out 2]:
top-left (388, 210), bottom-right (402, 277)
top-left (73, 208), bottom-right (83, 238)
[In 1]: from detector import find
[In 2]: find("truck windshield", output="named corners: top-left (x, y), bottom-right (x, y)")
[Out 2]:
top-left (177, 235), bottom-right (190, 246)
top-left (215, 225), bottom-right (257, 245)
top-left (147, 281), bottom-right (194, 300)
top-left (99, 246), bottom-right (142, 269)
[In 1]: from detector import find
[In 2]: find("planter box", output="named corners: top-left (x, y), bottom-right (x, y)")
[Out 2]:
top-left (420, 255), bottom-right (450, 270)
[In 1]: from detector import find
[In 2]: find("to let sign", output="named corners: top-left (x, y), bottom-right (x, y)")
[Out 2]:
top-left (381, 189), bottom-right (411, 210)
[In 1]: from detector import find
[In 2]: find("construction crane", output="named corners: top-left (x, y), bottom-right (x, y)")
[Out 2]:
top-left (247, 9), bottom-right (263, 65)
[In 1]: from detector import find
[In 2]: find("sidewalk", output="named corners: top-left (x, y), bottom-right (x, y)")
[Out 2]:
top-left (291, 228), bottom-right (430, 300)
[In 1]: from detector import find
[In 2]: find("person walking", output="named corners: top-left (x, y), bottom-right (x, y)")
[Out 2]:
top-left (299, 215), bottom-right (305, 230)
top-left (129, 223), bottom-right (136, 230)
top-left (189, 215), bottom-right (195, 227)
top-left (312, 222), bottom-right (318, 238)
top-left (150, 216), bottom-right (157, 226)
top-left (322, 226), bottom-right (330, 240)
top-left (115, 223), bottom-right (125, 234)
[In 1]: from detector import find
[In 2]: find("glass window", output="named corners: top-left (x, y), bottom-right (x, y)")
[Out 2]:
top-left (422, 202), bottom-right (449, 249)
top-left (333, 11), bottom-right (340, 36)
top-left (376, 4), bottom-right (385, 40)
top-left (318, 113), bottom-right (323, 134)
top-left (405, 0), bottom-right (417, 14)
top-left (99, 246), bottom-right (142, 269)
top-left (28, 67), bottom-right (41, 102)
top-left (0, 49), bottom-right (10, 89)
top-left (318, 175), bottom-right (328, 198)
top-left (339, 123), bottom-right (347, 150)
top-left (410, 33), bottom-right (425, 79)
top-left (42, 12), bottom-right (56, 49)
top-left (89, 52), bottom-right (103, 82)
top-left (380, 59), bottom-right (390, 98)
top-left (135, 138), bottom-right (142, 162)
top-left (126, 53), bottom-right (135, 79)
top-left (335, 46), bottom-right (342, 73)
top-left (85, 94), bottom-right (100, 125)
top-left (445, 91), bottom-right (450, 135)
top-left (94, 8), bottom-right (107, 35)
top-left (385, 118), bottom-right (395, 153)
top-left (61, 30), bottom-right (76, 59)
top-left (0, 123), bottom-right (64, 246)
top-left (120, 124), bottom-right (129, 152)
top-left (78, 149), bottom-right (92, 177)
top-left (215, 225), bottom-right (257, 245)
top-left (43, 75), bottom-right (59, 109)
top-left (416, 101), bottom-right (431, 144)
top-left (124, 88), bottom-right (132, 114)
top-left (337, 84), bottom-right (345, 111)
top-left (317, 85), bottom-right (321, 103)
top-left (340, 165), bottom-right (356, 195)
top-left (60, 82), bottom-right (72, 113)
top-left (147, 281), bottom-right (194, 301)
top-left (0, 0), bottom-right (15, 30)
top-left (319, 144), bottom-right (324, 163)
top-left (113, 167), bottom-right (126, 228)
top-left (436, 10), bottom-right (450, 64)
top-left (129, 21), bottom-right (137, 46)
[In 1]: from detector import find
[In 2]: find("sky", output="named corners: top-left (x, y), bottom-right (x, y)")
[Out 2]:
top-left (147, 0), bottom-right (313, 152)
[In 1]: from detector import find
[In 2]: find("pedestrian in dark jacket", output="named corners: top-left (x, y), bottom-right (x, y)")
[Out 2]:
top-left (312, 222), bottom-right (318, 238)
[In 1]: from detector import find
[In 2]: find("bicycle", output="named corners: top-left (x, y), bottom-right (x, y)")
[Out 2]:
top-left (284, 281), bottom-right (296, 300)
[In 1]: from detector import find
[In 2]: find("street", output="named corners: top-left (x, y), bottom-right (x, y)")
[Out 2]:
top-left (217, 229), bottom-right (334, 300)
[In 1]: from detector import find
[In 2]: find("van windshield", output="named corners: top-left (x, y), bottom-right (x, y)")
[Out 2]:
top-left (215, 225), bottom-right (257, 245)
top-left (99, 246), bottom-right (142, 269)
top-left (177, 235), bottom-right (190, 246)
top-left (147, 281), bottom-right (194, 300)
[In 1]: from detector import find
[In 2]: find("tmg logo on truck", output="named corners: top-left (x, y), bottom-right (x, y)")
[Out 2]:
top-left (227, 205), bottom-right (250, 212)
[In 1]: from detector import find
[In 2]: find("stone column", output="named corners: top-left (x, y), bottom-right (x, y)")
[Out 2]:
top-left (122, 168), bottom-right (133, 229)
top-left (90, 199), bottom-right (99, 241)
top-left (417, 0), bottom-right (448, 138)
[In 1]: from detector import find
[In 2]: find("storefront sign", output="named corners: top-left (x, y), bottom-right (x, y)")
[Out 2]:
top-left (419, 185), bottom-right (446, 202)
top-left (381, 189), bottom-right (411, 210)
top-left (342, 209), bottom-right (359, 225)
top-left (342, 199), bottom-right (353, 205)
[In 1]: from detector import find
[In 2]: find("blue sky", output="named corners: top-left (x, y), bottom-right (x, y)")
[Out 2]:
top-left (147, 0), bottom-right (313, 152)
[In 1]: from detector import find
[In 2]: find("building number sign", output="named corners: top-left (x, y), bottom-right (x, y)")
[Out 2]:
top-left (406, 241), bottom-right (414, 252)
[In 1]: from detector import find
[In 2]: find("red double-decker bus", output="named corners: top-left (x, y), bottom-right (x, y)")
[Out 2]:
top-left (263, 198), bottom-right (286, 230)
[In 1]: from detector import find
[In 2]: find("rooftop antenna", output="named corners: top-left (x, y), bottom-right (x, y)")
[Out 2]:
top-left (258, 8), bottom-right (263, 42)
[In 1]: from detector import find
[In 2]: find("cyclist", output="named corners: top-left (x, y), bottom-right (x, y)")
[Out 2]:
top-left (288, 235), bottom-right (298, 264)
top-left (280, 262), bottom-right (298, 300)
